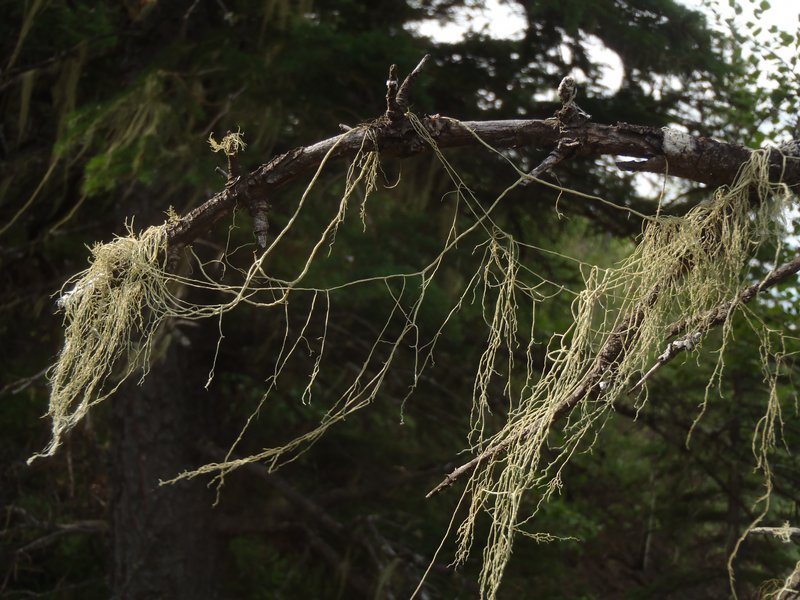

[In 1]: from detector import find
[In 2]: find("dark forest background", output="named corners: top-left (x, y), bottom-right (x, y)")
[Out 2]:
top-left (1, 1), bottom-right (799, 598)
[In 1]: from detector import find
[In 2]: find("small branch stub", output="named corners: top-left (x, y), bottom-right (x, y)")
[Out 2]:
top-left (208, 129), bottom-right (247, 182)
top-left (557, 75), bottom-right (577, 106)
top-left (385, 55), bottom-right (431, 121)
top-left (628, 331), bottom-right (703, 393)
top-left (385, 64), bottom-right (401, 120)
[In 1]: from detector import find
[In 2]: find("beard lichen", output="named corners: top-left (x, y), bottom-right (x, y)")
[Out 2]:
top-left (34, 116), bottom-right (796, 598)
top-left (34, 124), bottom-right (392, 469)
top-left (31, 223), bottom-right (171, 463)
top-left (447, 147), bottom-right (793, 599)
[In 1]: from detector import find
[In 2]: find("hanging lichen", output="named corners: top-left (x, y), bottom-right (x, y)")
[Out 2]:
top-left (33, 109), bottom-right (796, 599)
top-left (31, 223), bottom-right (170, 462)
top-left (32, 123), bottom-right (382, 464)
top-left (448, 147), bottom-right (792, 600)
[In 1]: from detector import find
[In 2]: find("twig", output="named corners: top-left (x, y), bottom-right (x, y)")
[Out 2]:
top-left (627, 331), bottom-right (703, 393)
top-left (396, 54), bottom-right (431, 111)
top-left (666, 254), bottom-right (800, 339)
top-left (198, 441), bottom-right (427, 595)
top-left (427, 253), bottom-right (800, 497)
top-left (630, 254), bottom-right (800, 391)
top-left (426, 305), bottom-right (640, 497)
top-left (522, 75), bottom-right (588, 185)
top-left (11, 520), bottom-right (107, 555)
top-left (751, 525), bottom-right (800, 542)
top-left (0, 367), bottom-right (49, 395)
top-left (199, 441), bottom-right (344, 535)
top-left (524, 137), bottom-right (581, 182)
top-left (183, 0), bottom-right (201, 20)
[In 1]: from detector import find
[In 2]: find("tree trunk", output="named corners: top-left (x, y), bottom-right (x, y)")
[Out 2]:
top-left (111, 340), bottom-right (219, 600)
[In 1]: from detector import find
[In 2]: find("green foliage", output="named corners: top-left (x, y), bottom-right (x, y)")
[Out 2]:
top-left (707, 0), bottom-right (800, 143)
top-left (225, 538), bottom-right (328, 599)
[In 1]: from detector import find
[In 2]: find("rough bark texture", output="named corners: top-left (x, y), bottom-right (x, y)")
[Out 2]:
top-left (166, 115), bottom-right (800, 251)
top-left (111, 343), bottom-right (218, 600)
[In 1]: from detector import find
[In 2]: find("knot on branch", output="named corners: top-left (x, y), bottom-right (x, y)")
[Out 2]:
top-left (523, 75), bottom-right (591, 184)
top-left (555, 75), bottom-right (591, 125)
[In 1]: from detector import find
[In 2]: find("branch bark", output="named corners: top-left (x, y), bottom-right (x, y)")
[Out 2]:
top-left (167, 114), bottom-right (800, 250)
top-left (750, 526), bottom-right (800, 541)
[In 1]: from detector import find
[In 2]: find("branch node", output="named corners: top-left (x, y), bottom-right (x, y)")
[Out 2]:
top-left (555, 75), bottom-right (591, 124)
top-left (627, 331), bottom-right (703, 394)
top-left (523, 76), bottom-right (591, 184)
top-left (523, 137), bottom-right (581, 184)
top-left (385, 55), bottom-right (430, 121)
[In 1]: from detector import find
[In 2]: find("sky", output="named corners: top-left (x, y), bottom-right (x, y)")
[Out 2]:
top-left (416, 0), bottom-right (800, 95)
top-left (416, 0), bottom-right (800, 45)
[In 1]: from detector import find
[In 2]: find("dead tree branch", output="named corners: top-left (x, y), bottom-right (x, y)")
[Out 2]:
top-left (750, 525), bottom-right (800, 541)
top-left (396, 54), bottom-right (431, 111)
top-left (162, 62), bottom-right (798, 250)
top-left (160, 60), bottom-right (800, 501)
top-left (167, 114), bottom-right (799, 250)
top-left (427, 252), bottom-right (800, 497)
top-left (627, 253), bottom-right (800, 391)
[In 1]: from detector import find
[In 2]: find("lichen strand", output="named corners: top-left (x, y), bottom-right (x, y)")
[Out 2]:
top-left (32, 224), bottom-right (171, 463)
top-left (454, 148), bottom-right (792, 600)
top-left (33, 124), bottom-right (382, 466)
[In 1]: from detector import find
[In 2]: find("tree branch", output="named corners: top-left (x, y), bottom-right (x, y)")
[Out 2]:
top-left (161, 62), bottom-right (800, 501)
top-left (750, 525), bottom-right (800, 542)
top-left (426, 253), bottom-right (800, 497)
top-left (629, 255), bottom-right (800, 392)
top-left (166, 113), bottom-right (799, 250)
top-left (396, 54), bottom-right (430, 111)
